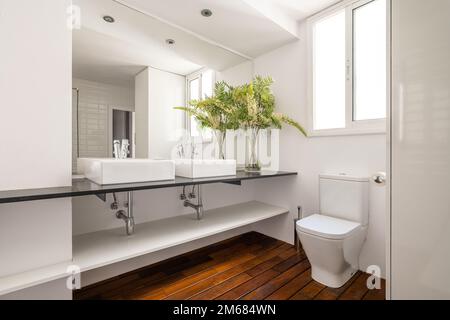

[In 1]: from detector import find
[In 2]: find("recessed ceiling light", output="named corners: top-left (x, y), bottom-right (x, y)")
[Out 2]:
top-left (201, 9), bottom-right (213, 17)
top-left (103, 16), bottom-right (115, 23)
top-left (166, 39), bottom-right (176, 45)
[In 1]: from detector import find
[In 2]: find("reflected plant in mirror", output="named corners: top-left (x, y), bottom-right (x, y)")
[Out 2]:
top-left (232, 76), bottom-right (307, 172)
top-left (175, 81), bottom-right (239, 160)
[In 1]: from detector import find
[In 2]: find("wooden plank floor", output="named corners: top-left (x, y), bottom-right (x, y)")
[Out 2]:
top-left (74, 232), bottom-right (386, 300)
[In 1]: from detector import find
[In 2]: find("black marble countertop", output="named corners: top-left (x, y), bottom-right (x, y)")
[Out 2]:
top-left (0, 171), bottom-right (297, 204)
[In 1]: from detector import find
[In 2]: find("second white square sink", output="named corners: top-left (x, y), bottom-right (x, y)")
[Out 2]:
top-left (175, 159), bottom-right (237, 179)
top-left (77, 158), bottom-right (175, 185)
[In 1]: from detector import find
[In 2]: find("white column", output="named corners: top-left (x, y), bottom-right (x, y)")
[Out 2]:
top-left (0, 0), bottom-right (73, 299)
top-left (134, 67), bottom-right (185, 159)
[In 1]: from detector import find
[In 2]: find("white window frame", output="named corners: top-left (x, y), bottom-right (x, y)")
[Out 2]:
top-left (186, 68), bottom-right (216, 140)
top-left (307, 0), bottom-right (388, 137)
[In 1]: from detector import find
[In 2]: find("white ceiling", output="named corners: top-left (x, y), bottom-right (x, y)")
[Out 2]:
top-left (261, 0), bottom-right (341, 21)
top-left (73, 0), bottom-right (339, 86)
top-left (73, 28), bottom-right (191, 87)
top-left (116, 0), bottom-right (341, 58)
top-left (73, 0), bottom-right (248, 85)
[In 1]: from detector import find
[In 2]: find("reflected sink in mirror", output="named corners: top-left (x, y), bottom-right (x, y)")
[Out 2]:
top-left (77, 158), bottom-right (175, 185)
top-left (175, 159), bottom-right (237, 179)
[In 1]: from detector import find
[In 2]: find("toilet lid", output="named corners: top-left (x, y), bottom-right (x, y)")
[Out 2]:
top-left (296, 214), bottom-right (361, 240)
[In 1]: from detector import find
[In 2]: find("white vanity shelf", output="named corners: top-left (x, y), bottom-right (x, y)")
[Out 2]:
top-left (73, 201), bottom-right (288, 272)
top-left (0, 201), bottom-right (289, 296)
top-left (0, 171), bottom-right (296, 295)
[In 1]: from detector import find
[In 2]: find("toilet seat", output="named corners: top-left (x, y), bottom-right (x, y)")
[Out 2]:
top-left (296, 214), bottom-right (361, 240)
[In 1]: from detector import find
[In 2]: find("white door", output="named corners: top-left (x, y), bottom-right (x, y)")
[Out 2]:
top-left (391, 0), bottom-right (450, 299)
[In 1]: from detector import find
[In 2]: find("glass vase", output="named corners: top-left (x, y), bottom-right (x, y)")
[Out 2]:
top-left (245, 127), bottom-right (261, 172)
top-left (213, 130), bottom-right (226, 160)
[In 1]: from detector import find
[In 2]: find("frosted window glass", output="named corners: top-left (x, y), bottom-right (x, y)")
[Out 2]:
top-left (189, 78), bottom-right (200, 137)
top-left (201, 70), bottom-right (213, 140)
top-left (353, 0), bottom-right (387, 121)
top-left (189, 78), bottom-right (200, 101)
top-left (189, 71), bottom-right (214, 139)
top-left (313, 10), bottom-right (346, 130)
top-left (202, 70), bottom-right (214, 99)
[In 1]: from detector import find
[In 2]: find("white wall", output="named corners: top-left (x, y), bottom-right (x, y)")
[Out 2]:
top-left (72, 78), bottom-right (134, 171)
top-left (250, 26), bottom-right (387, 276)
top-left (0, 0), bottom-right (72, 299)
top-left (216, 60), bottom-right (254, 86)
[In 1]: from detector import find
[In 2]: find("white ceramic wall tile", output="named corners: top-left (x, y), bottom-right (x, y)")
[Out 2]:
top-left (72, 78), bottom-right (135, 172)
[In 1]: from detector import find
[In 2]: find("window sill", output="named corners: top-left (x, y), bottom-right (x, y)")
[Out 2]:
top-left (307, 127), bottom-right (386, 138)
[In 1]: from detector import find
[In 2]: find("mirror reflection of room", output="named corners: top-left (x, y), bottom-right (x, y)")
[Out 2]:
top-left (71, 0), bottom-right (251, 173)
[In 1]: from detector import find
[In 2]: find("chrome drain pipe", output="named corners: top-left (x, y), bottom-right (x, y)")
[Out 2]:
top-left (116, 191), bottom-right (135, 235)
top-left (182, 185), bottom-right (204, 220)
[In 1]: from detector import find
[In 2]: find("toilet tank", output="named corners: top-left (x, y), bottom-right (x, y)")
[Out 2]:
top-left (319, 174), bottom-right (369, 225)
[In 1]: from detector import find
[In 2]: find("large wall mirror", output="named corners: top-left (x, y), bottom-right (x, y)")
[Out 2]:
top-left (72, 0), bottom-right (248, 173)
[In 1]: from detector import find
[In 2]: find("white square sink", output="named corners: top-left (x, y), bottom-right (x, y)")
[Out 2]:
top-left (175, 159), bottom-right (236, 179)
top-left (77, 158), bottom-right (175, 185)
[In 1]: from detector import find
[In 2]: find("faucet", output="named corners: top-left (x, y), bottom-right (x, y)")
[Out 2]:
top-left (177, 144), bottom-right (185, 158)
top-left (113, 140), bottom-right (121, 159)
top-left (190, 140), bottom-right (199, 160)
top-left (121, 139), bottom-right (130, 159)
top-left (182, 185), bottom-right (204, 220)
top-left (113, 139), bottom-right (130, 159)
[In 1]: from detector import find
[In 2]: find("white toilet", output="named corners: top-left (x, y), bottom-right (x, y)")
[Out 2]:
top-left (296, 174), bottom-right (369, 288)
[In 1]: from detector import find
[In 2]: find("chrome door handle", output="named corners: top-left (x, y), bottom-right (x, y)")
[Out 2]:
top-left (372, 172), bottom-right (386, 185)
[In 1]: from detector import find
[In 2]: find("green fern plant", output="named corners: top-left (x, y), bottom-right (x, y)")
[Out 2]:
top-left (174, 81), bottom-right (239, 132)
top-left (232, 76), bottom-right (307, 136)
top-left (175, 76), bottom-right (307, 137)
